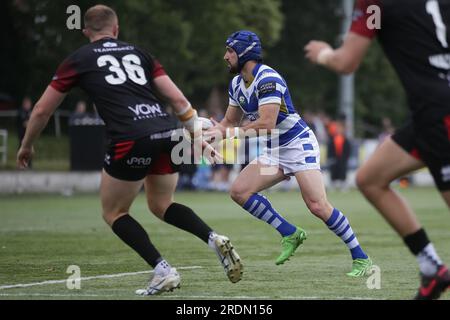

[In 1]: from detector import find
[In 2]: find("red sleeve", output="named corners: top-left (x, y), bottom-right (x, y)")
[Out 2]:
top-left (49, 57), bottom-right (79, 93)
top-left (349, 0), bottom-right (380, 39)
top-left (151, 59), bottom-right (167, 79)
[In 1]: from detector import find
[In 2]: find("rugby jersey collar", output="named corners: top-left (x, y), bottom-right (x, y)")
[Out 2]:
top-left (243, 63), bottom-right (262, 88)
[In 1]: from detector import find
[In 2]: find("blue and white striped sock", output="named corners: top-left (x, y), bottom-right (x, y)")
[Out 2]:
top-left (326, 208), bottom-right (368, 260)
top-left (243, 193), bottom-right (297, 237)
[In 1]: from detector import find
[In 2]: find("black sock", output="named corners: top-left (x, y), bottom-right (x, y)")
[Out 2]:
top-left (112, 214), bottom-right (162, 268)
top-left (163, 203), bottom-right (213, 243)
top-left (404, 228), bottom-right (430, 255)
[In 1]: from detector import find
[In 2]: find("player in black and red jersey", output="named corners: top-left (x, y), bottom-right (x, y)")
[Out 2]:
top-left (305, 0), bottom-right (450, 299)
top-left (17, 4), bottom-right (242, 295)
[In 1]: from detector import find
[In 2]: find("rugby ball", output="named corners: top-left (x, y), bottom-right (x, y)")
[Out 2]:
top-left (198, 117), bottom-right (214, 130)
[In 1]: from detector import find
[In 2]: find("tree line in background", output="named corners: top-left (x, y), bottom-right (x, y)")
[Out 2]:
top-left (1, 0), bottom-right (407, 137)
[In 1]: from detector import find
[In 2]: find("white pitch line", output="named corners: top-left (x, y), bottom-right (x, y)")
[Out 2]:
top-left (0, 293), bottom-right (111, 297)
top-left (0, 293), bottom-right (383, 300)
top-left (0, 266), bottom-right (203, 290)
top-left (163, 295), bottom-right (381, 300)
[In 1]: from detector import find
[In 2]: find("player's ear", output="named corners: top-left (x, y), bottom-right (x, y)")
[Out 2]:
top-left (82, 28), bottom-right (90, 39)
top-left (113, 24), bottom-right (119, 38)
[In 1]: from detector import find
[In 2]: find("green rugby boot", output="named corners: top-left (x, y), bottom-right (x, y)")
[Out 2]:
top-left (347, 257), bottom-right (373, 277)
top-left (275, 228), bottom-right (307, 265)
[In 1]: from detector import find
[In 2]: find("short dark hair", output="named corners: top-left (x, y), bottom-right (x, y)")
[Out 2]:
top-left (84, 5), bottom-right (118, 32)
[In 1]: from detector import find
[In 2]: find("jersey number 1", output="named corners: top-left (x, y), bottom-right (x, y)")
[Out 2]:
top-left (97, 54), bottom-right (148, 85)
top-left (426, 0), bottom-right (449, 48)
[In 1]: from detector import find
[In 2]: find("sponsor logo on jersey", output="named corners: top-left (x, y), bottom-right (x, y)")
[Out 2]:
top-left (93, 46), bottom-right (134, 53)
top-left (258, 81), bottom-right (277, 95)
top-left (127, 157), bottom-right (152, 166)
top-left (239, 96), bottom-right (246, 106)
top-left (128, 103), bottom-right (167, 120)
top-left (103, 42), bottom-right (118, 48)
top-left (104, 154), bottom-right (111, 165)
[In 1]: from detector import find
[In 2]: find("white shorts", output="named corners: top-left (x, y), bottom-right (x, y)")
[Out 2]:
top-left (257, 130), bottom-right (321, 176)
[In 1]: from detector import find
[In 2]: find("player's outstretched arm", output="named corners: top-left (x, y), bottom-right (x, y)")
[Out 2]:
top-left (17, 86), bottom-right (67, 169)
top-left (221, 106), bottom-right (243, 128)
top-left (153, 75), bottom-right (192, 115)
top-left (304, 32), bottom-right (372, 74)
top-left (152, 75), bottom-right (201, 133)
top-left (205, 106), bottom-right (243, 140)
top-left (217, 104), bottom-right (279, 140)
top-left (241, 104), bottom-right (278, 133)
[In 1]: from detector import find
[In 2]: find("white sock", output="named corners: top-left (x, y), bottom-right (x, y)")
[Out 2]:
top-left (154, 259), bottom-right (171, 276)
top-left (417, 243), bottom-right (442, 276)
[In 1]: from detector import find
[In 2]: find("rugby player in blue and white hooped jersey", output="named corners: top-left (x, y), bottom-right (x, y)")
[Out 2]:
top-left (205, 30), bottom-right (372, 276)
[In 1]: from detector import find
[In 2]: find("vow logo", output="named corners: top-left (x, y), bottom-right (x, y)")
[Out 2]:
top-left (128, 104), bottom-right (163, 120)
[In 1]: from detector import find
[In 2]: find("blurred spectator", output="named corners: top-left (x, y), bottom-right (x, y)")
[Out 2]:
top-left (211, 138), bottom-right (238, 191)
top-left (69, 101), bottom-right (105, 126)
top-left (17, 96), bottom-right (32, 145)
top-left (326, 117), bottom-right (338, 139)
top-left (302, 110), bottom-right (316, 133)
top-left (327, 119), bottom-right (351, 191)
top-left (69, 101), bottom-right (88, 124)
top-left (17, 96), bottom-right (33, 168)
top-left (312, 111), bottom-right (329, 145)
top-left (302, 110), bottom-right (329, 145)
top-left (177, 163), bottom-right (197, 190)
top-left (192, 159), bottom-right (212, 190)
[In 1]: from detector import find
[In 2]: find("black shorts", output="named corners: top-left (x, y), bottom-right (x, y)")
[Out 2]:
top-left (104, 130), bottom-right (182, 181)
top-left (392, 115), bottom-right (450, 191)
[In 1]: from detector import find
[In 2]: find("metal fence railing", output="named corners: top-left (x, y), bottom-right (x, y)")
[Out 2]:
top-left (0, 110), bottom-right (71, 137)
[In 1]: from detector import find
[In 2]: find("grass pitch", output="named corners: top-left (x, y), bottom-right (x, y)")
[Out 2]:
top-left (0, 188), bottom-right (449, 300)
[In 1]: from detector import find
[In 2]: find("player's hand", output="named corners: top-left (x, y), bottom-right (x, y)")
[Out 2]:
top-left (190, 134), bottom-right (223, 164)
top-left (203, 118), bottom-right (226, 143)
top-left (17, 146), bottom-right (34, 169)
top-left (304, 41), bottom-right (333, 64)
top-left (201, 139), bottom-right (223, 164)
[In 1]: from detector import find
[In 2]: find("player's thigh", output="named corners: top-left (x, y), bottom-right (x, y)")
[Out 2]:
top-left (144, 173), bottom-right (178, 217)
top-left (440, 190), bottom-right (450, 209)
top-left (231, 160), bottom-right (286, 200)
top-left (357, 136), bottom-right (424, 188)
top-left (100, 170), bottom-right (144, 216)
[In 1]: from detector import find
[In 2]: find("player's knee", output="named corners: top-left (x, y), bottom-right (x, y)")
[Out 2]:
top-left (356, 168), bottom-right (387, 193)
top-left (230, 183), bottom-right (250, 206)
top-left (102, 210), bottom-right (125, 226)
top-left (305, 198), bottom-right (330, 220)
top-left (147, 201), bottom-right (170, 220)
top-left (355, 169), bottom-right (370, 191)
